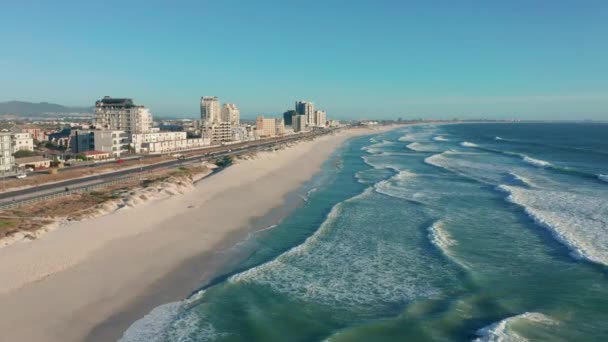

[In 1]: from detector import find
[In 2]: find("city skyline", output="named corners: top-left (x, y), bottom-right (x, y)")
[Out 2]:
top-left (1, 1), bottom-right (607, 120)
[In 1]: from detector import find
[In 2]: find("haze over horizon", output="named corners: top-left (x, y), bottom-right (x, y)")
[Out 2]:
top-left (1, 1), bottom-right (607, 120)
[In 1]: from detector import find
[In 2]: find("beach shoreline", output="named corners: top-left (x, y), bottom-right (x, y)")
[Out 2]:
top-left (0, 126), bottom-right (397, 342)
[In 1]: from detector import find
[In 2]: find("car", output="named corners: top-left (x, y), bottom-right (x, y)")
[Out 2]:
top-left (116, 159), bottom-right (125, 164)
top-left (15, 173), bottom-right (27, 179)
top-left (25, 167), bottom-right (35, 172)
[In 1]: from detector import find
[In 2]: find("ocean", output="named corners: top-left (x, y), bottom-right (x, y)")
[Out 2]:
top-left (120, 123), bottom-right (608, 342)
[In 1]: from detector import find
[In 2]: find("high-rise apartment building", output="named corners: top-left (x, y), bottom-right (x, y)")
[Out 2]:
top-left (221, 103), bottom-right (240, 126)
top-left (255, 115), bottom-right (277, 138)
top-left (0, 133), bottom-right (15, 172)
top-left (275, 118), bottom-right (285, 136)
top-left (314, 110), bottom-right (327, 127)
top-left (94, 97), bottom-right (153, 135)
top-left (283, 110), bottom-right (296, 126)
top-left (295, 100), bottom-right (315, 126)
top-left (292, 115), bottom-right (307, 133)
top-left (200, 96), bottom-right (221, 124)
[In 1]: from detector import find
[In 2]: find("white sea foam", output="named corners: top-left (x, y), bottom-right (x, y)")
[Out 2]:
top-left (433, 135), bottom-right (449, 142)
top-left (120, 290), bottom-right (223, 342)
top-left (406, 142), bottom-right (439, 152)
top-left (499, 184), bottom-right (608, 266)
top-left (495, 136), bottom-right (504, 141)
top-left (460, 141), bottom-right (479, 148)
top-left (428, 220), bottom-right (457, 249)
top-left (230, 186), bottom-right (448, 308)
top-left (398, 133), bottom-right (417, 142)
top-left (508, 172), bottom-right (534, 187)
top-left (599, 174), bottom-right (608, 183)
top-left (474, 312), bottom-right (556, 342)
top-left (373, 170), bottom-right (421, 202)
top-left (521, 155), bottom-right (551, 168)
top-left (361, 140), bottom-right (394, 154)
top-left (119, 302), bottom-right (184, 342)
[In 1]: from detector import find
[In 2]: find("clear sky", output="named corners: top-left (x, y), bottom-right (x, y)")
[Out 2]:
top-left (1, 0), bottom-right (607, 120)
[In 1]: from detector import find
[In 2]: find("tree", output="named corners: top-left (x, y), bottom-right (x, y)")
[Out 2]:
top-left (13, 150), bottom-right (36, 158)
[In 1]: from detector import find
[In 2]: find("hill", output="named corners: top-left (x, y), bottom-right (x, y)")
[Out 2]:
top-left (0, 101), bottom-right (93, 117)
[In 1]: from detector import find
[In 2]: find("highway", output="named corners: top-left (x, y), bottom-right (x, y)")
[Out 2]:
top-left (0, 130), bottom-right (333, 207)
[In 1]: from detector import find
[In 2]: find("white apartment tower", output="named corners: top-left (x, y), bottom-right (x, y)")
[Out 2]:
top-left (200, 96), bottom-right (221, 124)
top-left (94, 97), bottom-right (153, 135)
top-left (292, 115), bottom-right (307, 132)
top-left (0, 133), bottom-right (15, 172)
top-left (295, 100), bottom-right (315, 126)
top-left (314, 110), bottom-right (327, 127)
top-left (221, 103), bottom-right (240, 126)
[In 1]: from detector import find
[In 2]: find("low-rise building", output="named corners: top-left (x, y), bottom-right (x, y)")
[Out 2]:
top-left (15, 156), bottom-right (52, 169)
top-left (11, 133), bottom-right (34, 152)
top-left (132, 131), bottom-right (211, 154)
top-left (131, 132), bottom-right (188, 153)
top-left (93, 130), bottom-right (129, 157)
top-left (144, 137), bottom-right (210, 154)
top-left (82, 150), bottom-right (111, 160)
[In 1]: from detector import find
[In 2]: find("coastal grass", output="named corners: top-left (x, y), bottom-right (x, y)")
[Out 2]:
top-left (0, 164), bottom-right (212, 242)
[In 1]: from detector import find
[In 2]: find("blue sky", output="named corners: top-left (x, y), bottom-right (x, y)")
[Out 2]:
top-left (1, 0), bottom-right (607, 120)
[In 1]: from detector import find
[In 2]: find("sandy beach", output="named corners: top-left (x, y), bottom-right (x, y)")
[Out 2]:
top-left (0, 127), bottom-right (393, 342)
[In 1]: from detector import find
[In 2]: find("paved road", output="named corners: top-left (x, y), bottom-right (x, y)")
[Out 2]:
top-left (0, 131), bottom-right (330, 206)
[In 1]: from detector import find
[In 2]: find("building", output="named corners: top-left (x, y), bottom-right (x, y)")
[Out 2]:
top-left (131, 131), bottom-right (187, 153)
top-left (82, 150), bottom-right (111, 160)
top-left (94, 96), bottom-right (153, 135)
top-left (70, 130), bottom-right (95, 154)
top-left (131, 131), bottom-right (211, 154)
top-left (231, 126), bottom-right (252, 142)
top-left (255, 115), bottom-right (277, 138)
top-left (275, 118), bottom-right (285, 136)
top-left (295, 100), bottom-right (315, 126)
top-left (11, 133), bottom-right (34, 151)
top-left (283, 110), bottom-right (296, 126)
top-left (211, 122), bottom-right (233, 144)
top-left (21, 128), bottom-right (48, 142)
top-left (200, 96), bottom-right (221, 125)
top-left (314, 110), bottom-right (327, 127)
top-left (221, 103), bottom-right (240, 126)
top-left (14, 156), bottom-right (51, 169)
top-left (0, 132), bottom-right (14, 172)
top-left (142, 137), bottom-right (210, 154)
top-left (93, 130), bottom-right (129, 157)
top-left (292, 115), bottom-right (307, 132)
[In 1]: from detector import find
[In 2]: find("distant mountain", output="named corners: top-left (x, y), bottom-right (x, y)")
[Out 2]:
top-left (0, 101), bottom-right (93, 117)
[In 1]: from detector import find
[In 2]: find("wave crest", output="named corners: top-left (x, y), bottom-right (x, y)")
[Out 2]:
top-left (460, 141), bottom-right (479, 148)
top-left (474, 312), bottom-right (556, 342)
top-left (521, 155), bottom-right (551, 168)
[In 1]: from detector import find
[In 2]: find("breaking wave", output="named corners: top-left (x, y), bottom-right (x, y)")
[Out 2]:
top-left (521, 155), bottom-right (551, 168)
top-left (599, 174), bottom-right (608, 183)
top-left (433, 135), bottom-right (449, 142)
top-left (498, 184), bottom-right (608, 266)
top-left (460, 141), bottom-right (479, 148)
top-left (474, 312), bottom-right (556, 342)
top-left (406, 142), bottom-right (439, 152)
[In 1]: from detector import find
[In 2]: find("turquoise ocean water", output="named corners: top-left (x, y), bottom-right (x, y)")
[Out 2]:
top-left (120, 123), bottom-right (608, 341)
